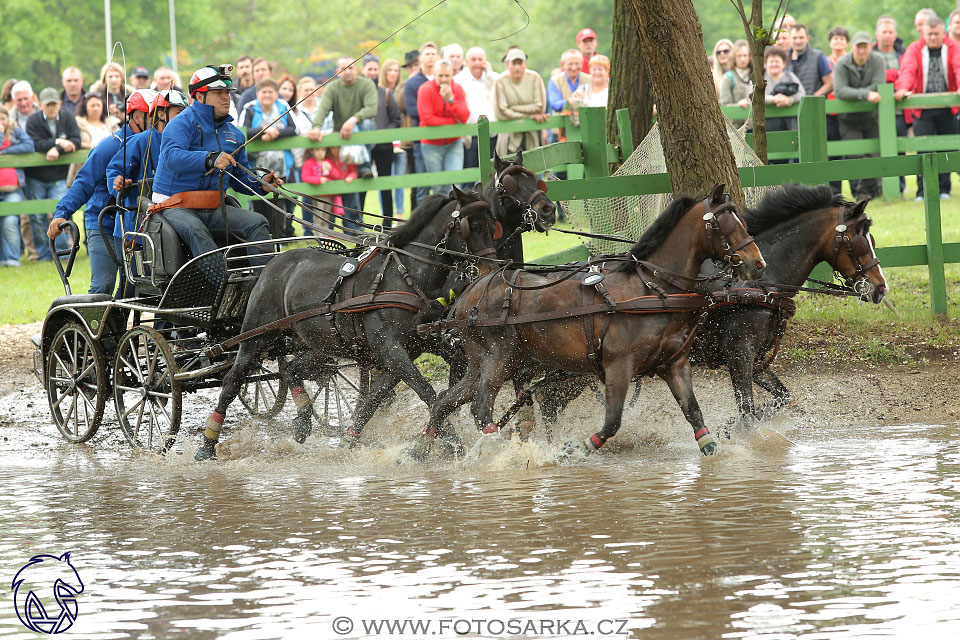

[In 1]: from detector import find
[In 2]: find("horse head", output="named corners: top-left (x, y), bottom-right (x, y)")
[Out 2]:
top-left (490, 151), bottom-right (557, 232)
top-left (702, 183), bottom-right (766, 281)
top-left (827, 199), bottom-right (888, 303)
top-left (12, 552), bottom-right (84, 634)
top-left (444, 186), bottom-right (499, 272)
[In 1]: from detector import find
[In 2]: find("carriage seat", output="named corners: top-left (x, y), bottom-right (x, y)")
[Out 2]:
top-left (141, 195), bottom-right (247, 280)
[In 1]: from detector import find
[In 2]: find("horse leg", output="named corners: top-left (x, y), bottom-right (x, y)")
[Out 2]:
top-left (282, 352), bottom-right (335, 443)
top-left (406, 365), bottom-right (481, 462)
top-left (658, 356), bottom-right (719, 456)
top-left (753, 368), bottom-right (791, 418)
top-left (341, 370), bottom-right (401, 447)
top-left (727, 342), bottom-right (758, 433)
top-left (565, 363), bottom-right (631, 457)
top-left (196, 333), bottom-right (278, 461)
top-left (509, 365), bottom-right (538, 440)
top-left (471, 350), bottom-right (517, 436)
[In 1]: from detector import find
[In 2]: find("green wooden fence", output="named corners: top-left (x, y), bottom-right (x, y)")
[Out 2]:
top-left (0, 98), bottom-right (956, 318)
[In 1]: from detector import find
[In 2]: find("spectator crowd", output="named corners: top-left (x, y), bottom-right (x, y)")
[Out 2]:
top-left (712, 7), bottom-right (960, 201)
top-left (0, 27), bottom-right (608, 266)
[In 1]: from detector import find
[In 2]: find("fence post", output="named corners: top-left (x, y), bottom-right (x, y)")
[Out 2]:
top-left (797, 95), bottom-right (828, 164)
top-left (877, 83), bottom-right (899, 198)
top-left (478, 116), bottom-right (492, 192)
top-left (615, 108), bottom-right (634, 160)
top-left (565, 116), bottom-right (584, 180)
top-left (579, 106), bottom-right (609, 179)
top-left (921, 153), bottom-right (948, 319)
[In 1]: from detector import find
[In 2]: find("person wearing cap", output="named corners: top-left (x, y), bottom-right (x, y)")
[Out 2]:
top-left (491, 48), bottom-right (547, 156)
top-left (130, 67), bottom-right (151, 90)
top-left (576, 28), bottom-right (598, 71)
top-left (46, 88), bottom-right (156, 294)
top-left (833, 31), bottom-right (887, 200)
top-left (24, 87), bottom-right (81, 262)
top-left (151, 65), bottom-right (280, 263)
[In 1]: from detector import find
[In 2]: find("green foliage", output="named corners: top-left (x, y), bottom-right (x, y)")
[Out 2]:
top-left (696, 0), bottom-right (960, 52)
top-left (2, 0), bottom-right (613, 90)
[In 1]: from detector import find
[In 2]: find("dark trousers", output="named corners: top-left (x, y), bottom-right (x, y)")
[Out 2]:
top-left (826, 114), bottom-right (845, 195)
top-left (914, 108), bottom-right (957, 196)
top-left (358, 146), bottom-right (395, 228)
top-left (838, 116), bottom-right (881, 200)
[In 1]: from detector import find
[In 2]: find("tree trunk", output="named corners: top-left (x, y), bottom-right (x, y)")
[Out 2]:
top-left (606, 0), bottom-right (653, 153)
top-left (628, 0), bottom-right (745, 209)
top-left (749, 0), bottom-right (769, 163)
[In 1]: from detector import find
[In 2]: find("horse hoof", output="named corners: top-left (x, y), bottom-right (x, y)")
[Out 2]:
top-left (402, 436), bottom-right (433, 463)
top-left (557, 439), bottom-right (590, 462)
top-left (438, 431), bottom-right (465, 459)
top-left (338, 430), bottom-right (360, 449)
top-left (292, 416), bottom-right (313, 444)
top-left (700, 439), bottom-right (719, 456)
top-left (194, 437), bottom-right (217, 461)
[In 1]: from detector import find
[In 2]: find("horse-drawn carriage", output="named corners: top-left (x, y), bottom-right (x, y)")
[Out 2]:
top-left (32, 194), bottom-right (366, 454)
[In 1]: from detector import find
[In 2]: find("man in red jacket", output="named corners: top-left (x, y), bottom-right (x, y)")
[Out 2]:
top-left (417, 58), bottom-right (469, 196)
top-left (895, 15), bottom-right (960, 199)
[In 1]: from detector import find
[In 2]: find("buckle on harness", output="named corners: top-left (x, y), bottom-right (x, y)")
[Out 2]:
top-left (468, 306), bottom-right (479, 327)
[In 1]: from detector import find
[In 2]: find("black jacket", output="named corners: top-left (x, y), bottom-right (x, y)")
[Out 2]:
top-left (24, 109), bottom-right (82, 182)
top-left (374, 86), bottom-right (401, 151)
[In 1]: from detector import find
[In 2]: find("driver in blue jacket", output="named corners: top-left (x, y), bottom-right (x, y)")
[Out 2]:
top-left (150, 65), bottom-right (282, 263)
top-left (47, 88), bottom-right (157, 295)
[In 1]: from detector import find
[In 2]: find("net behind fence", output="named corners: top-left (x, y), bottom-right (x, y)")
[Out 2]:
top-left (559, 117), bottom-right (778, 256)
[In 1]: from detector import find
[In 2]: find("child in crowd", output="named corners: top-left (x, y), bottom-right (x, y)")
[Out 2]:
top-left (301, 146), bottom-right (357, 231)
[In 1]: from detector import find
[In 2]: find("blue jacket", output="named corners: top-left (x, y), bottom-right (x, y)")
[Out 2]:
top-left (53, 125), bottom-right (135, 234)
top-left (152, 100), bottom-right (263, 198)
top-left (0, 125), bottom-right (35, 187)
top-left (241, 98), bottom-right (295, 174)
top-left (107, 127), bottom-right (162, 236)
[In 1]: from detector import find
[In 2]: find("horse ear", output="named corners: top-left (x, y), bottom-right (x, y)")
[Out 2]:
top-left (473, 181), bottom-right (483, 193)
top-left (451, 185), bottom-right (465, 201)
top-left (851, 198), bottom-right (870, 216)
top-left (493, 152), bottom-right (505, 172)
top-left (710, 183), bottom-right (725, 203)
top-left (516, 149), bottom-right (523, 165)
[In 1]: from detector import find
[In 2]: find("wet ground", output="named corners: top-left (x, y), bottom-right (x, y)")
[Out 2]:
top-left (2, 322), bottom-right (960, 638)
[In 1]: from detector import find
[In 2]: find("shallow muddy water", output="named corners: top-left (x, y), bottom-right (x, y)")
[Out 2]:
top-left (2, 381), bottom-right (960, 640)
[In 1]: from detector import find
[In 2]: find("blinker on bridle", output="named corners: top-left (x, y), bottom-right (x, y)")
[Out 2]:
top-left (702, 197), bottom-right (753, 268)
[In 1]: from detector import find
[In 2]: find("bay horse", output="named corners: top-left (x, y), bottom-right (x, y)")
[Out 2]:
top-left (412, 185), bottom-right (766, 460)
top-left (534, 184), bottom-right (889, 433)
top-left (195, 188), bottom-right (499, 460)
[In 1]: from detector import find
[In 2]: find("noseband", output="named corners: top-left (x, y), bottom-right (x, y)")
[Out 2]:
top-left (831, 207), bottom-right (880, 291)
top-left (702, 196), bottom-right (754, 267)
top-left (495, 164), bottom-right (550, 229)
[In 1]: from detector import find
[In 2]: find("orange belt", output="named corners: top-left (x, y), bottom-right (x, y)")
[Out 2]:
top-left (147, 190), bottom-right (221, 213)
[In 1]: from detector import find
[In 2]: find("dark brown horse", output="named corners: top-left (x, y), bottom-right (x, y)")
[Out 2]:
top-left (411, 186), bottom-right (766, 460)
top-left (534, 184), bottom-right (890, 434)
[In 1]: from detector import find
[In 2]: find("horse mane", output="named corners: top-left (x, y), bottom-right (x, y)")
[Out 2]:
top-left (386, 193), bottom-right (455, 248)
top-left (609, 195), bottom-right (699, 272)
top-left (743, 183), bottom-right (852, 235)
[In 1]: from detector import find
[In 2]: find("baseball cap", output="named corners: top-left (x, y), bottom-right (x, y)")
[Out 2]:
top-left (39, 87), bottom-right (60, 104)
top-left (851, 31), bottom-right (873, 46)
top-left (403, 50), bottom-right (420, 67)
top-left (133, 66), bottom-right (150, 78)
top-left (577, 28), bottom-right (597, 43)
top-left (504, 49), bottom-right (527, 63)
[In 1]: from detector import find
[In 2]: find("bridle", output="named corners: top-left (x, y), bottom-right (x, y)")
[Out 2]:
top-left (436, 199), bottom-right (499, 269)
top-left (702, 195), bottom-right (755, 268)
top-left (494, 164), bottom-right (551, 232)
top-left (830, 206), bottom-right (881, 295)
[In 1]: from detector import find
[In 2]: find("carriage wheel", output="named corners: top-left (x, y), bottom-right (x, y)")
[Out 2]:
top-left (113, 326), bottom-right (182, 454)
top-left (45, 322), bottom-right (109, 443)
top-left (303, 362), bottom-right (367, 435)
top-left (238, 357), bottom-right (287, 418)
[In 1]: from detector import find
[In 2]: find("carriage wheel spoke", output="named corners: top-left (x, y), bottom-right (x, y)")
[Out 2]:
top-left (53, 352), bottom-right (72, 377)
top-left (51, 386), bottom-right (73, 412)
top-left (122, 396), bottom-right (146, 421)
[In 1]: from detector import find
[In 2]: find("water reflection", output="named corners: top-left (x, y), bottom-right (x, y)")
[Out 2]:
top-left (1, 420), bottom-right (959, 639)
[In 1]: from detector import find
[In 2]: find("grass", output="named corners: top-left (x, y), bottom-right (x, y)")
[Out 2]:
top-left (2, 176), bottom-right (959, 367)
